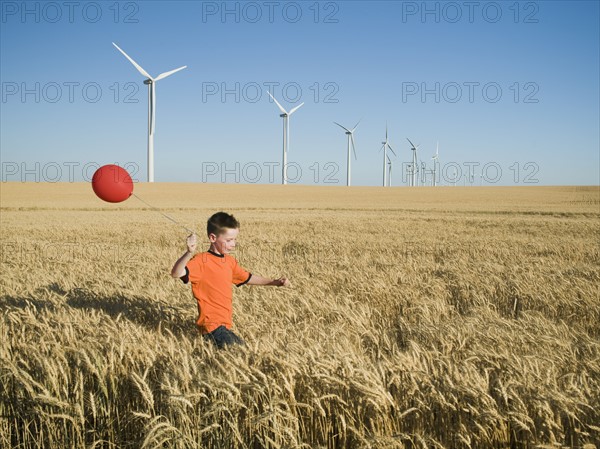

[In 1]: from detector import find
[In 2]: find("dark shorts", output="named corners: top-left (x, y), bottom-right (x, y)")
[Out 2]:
top-left (203, 325), bottom-right (245, 350)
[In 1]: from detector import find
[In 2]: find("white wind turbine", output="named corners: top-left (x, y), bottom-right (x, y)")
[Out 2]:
top-left (407, 138), bottom-right (420, 187)
top-left (380, 124), bottom-right (396, 187)
top-left (334, 120), bottom-right (360, 186)
top-left (267, 91), bottom-right (304, 185)
top-left (113, 42), bottom-right (187, 183)
top-left (431, 141), bottom-right (439, 186)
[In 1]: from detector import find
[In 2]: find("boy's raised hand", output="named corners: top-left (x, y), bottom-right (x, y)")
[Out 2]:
top-left (186, 233), bottom-right (197, 253)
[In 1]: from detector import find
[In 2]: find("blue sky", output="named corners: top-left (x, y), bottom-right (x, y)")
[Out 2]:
top-left (1, 0), bottom-right (598, 186)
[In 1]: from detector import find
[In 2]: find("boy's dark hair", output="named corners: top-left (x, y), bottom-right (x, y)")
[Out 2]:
top-left (207, 212), bottom-right (239, 237)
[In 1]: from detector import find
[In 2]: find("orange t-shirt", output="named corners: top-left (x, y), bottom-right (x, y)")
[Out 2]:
top-left (181, 251), bottom-right (251, 334)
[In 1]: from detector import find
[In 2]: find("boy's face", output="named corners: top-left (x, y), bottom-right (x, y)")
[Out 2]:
top-left (209, 227), bottom-right (239, 255)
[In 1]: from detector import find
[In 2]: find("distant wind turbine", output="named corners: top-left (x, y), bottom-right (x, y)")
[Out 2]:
top-left (431, 142), bottom-right (439, 186)
top-left (113, 42), bottom-right (187, 183)
top-left (421, 161), bottom-right (427, 186)
top-left (380, 124), bottom-right (396, 187)
top-left (267, 91), bottom-right (304, 185)
top-left (406, 138), bottom-right (420, 187)
top-left (386, 155), bottom-right (393, 187)
top-left (334, 120), bottom-right (360, 186)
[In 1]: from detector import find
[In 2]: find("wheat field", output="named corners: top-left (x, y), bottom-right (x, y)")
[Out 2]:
top-left (1, 183), bottom-right (599, 449)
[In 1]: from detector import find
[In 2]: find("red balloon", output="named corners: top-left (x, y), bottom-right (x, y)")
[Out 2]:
top-left (92, 165), bottom-right (134, 203)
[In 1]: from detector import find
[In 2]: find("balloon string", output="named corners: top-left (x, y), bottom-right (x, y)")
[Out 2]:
top-left (131, 193), bottom-right (195, 234)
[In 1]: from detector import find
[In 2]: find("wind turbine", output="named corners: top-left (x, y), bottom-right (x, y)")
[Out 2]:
top-left (431, 142), bottom-right (439, 186)
top-left (406, 138), bottom-right (420, 187)
top-left (380, 124), bottom-right (396, 187)
top-left (267, 91), bottom-right (304, 185)
top-left (113, 42), bottom-right (187, 183)
top-left (334, 120), bottom-right (360, 186)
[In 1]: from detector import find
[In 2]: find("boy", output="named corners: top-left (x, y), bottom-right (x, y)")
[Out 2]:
top-left (171, 212), bottom-right (290, 349)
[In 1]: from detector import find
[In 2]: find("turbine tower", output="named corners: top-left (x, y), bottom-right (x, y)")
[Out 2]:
top-left (380, 124), bottom-right (396, 187)
top-left (267, 91), bottom-right (304, 185)
top-left (112, 42), bottom-right (187, 183)
top-left (407, 138), bottom-right (420, 187)
top-left (334, 121), bottom-right (360, 186)
top-left (431, 141), bottom-right (439, 186)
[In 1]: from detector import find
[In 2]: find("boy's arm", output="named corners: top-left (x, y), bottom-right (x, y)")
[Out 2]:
top-left (247, 274), bottom-right (291, 287)
top-left (171, 234), bottom-right (197, 278)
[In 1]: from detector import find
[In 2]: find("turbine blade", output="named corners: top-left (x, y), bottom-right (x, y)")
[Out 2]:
top-left (351, 135), bottom-right (357, 160)
top-left (388, 144), bottom-right (397, 156)
top-left (333, 121), bottom-right (351, 133)
top-left (288, 102), bottom-right (304, 116)
top-left (351, 119), bottom-right (361, 132)
top-left (267, 91), bottom-right (288, 115)
top-left (112, 42), bottom-right (153, 80)
top-left (155, 65), bottom-right (187, 81)
top-left (150, 83), bottom-right (156, 135)
top-left (406, 138), bottom-right (416, 148)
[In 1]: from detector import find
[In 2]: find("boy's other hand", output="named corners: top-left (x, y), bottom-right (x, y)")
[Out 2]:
top-left (187, 233), bottom-right (197, 253)
top-left (276, 277), bottom-right (291, 287)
